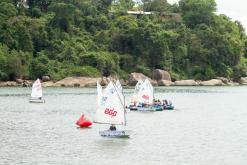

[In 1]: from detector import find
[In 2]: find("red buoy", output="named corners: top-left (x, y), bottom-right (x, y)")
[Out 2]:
top-left (76, 114), bottom-right (93, 127)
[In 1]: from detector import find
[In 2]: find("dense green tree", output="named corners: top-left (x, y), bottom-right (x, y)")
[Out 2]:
top-left (179, 0), bottom-right (216, 28)
top-left (0, 2), bottom-right (17, 18)
top-left (49, 3), bottom-right (76, 32)
top-left (27, 0), bottom-right (51, 12)
top-left (142, 0), bottom-right (170, 12)
top-left (0, 0), bottom-right (246, 81)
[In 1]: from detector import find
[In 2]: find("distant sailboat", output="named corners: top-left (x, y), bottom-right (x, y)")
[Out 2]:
top-left (29, 78), bottom-right (45, 103)
top-left (94, 81), bottom-right (131, 138)
top-left (131, 79), bottom-right (143, 103)
top-left (129, 79), bottom-right (174, 111)
top-left (137, 79), bottom-right (154, 105)
top-left (128, 79), bottom-right (163, 111)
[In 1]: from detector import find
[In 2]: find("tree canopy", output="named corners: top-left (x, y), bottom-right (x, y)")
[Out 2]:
top-left (0, 0), bottom-right (246, 81)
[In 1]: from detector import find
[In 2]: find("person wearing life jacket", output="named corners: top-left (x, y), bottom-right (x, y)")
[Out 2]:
top-left (109, 124), bottom-right (116, 131)
top-left (163, 99), bottom-right (168, 106)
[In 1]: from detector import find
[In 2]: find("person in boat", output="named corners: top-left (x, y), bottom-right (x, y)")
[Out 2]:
top-left (109, 124), bottom-right (116, 131)
top-left (163, 99), bottom-right (168, 106)
top-left (133, 101), bottom-right (137, 106)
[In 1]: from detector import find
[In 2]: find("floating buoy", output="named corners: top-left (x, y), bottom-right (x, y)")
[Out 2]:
top-left (76, 114), bottom-right (92, 127)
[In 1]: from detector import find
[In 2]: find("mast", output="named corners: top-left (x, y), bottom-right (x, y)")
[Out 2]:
top-left (124, 95), bottom-right (127, 126)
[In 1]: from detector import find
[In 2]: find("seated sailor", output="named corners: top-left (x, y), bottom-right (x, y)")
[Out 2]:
top-left (109, 124), bottom-right (116, 131)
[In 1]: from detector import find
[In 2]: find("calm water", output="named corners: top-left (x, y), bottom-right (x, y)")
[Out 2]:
top-left (0, 86), bottom-right (247, 165)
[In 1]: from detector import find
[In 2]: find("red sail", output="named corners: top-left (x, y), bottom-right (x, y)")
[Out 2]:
top-left (76, 114), bottom-right (92, 127)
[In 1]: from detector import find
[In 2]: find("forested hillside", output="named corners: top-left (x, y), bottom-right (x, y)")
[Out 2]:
top-left (0, 0), bottom-right (247, 81)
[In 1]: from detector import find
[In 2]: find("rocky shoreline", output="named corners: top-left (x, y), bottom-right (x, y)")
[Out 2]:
top-left (1, 69), bottom-right (247, 87)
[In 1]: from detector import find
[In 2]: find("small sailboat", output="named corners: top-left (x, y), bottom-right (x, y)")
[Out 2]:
top-left (128, 79), bottom-right (174, 111)
top-left (128, 79), bottom-right (144, 110)
top-left (132, 79), bottom-right (143, 103)
top-left (128, 79), bottom-right (157, 111)
top-left (29, 78), bottom-right (45, 103)
top-left (137, 79), bottom-right (154, 105)
top-left (94, 81), bottom-right (131, 138)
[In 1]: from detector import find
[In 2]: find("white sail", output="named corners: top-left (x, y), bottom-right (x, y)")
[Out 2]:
top-left (97, 81), bottom-right (102, 106)
top-left (31, 78), bottom-right (42, 98)
top-left (115, 80), bottom-right (124, 105)
top-left (94, 81), bottom-right (126, 125)
top-left (116, 80), bottom-right (122, 92)
top-left (136, 79), bottom-right (154, 104)
top-left (131, 79), bottom-right (144, 103)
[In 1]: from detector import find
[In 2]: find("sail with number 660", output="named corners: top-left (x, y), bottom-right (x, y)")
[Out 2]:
top-left (94, 81), bottom-right (126, 125)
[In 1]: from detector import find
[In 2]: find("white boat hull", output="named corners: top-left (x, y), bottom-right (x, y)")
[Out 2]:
top-left (136, 106), bottom-right (156, 111)
top-left (99, 130), bottom-right (131, 138)
top-left (29, 98), bottom-right (45, 103)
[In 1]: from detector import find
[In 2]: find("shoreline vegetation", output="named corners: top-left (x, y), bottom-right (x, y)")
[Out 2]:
top-left (1, 0), bottom-right (247, 84)
top-left (1, 70), bottom-right (247, 87)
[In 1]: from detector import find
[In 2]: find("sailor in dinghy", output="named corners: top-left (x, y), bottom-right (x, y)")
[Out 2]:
top-left (29, 78), bottom-right (45, 103)
top-left (94, 81), bottom-right (131, 138)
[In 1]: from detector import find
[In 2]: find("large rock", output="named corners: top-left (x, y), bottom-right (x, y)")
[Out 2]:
top-left (23, 80), bottom-right (33, 87)
top-left (157, 80), bottom-right (174, 86)
top-left (15, 79), bottom-right (24, 84)
top-left (152, 69), bottom-right (171, 81)
top-left (227, 81), bottom-right (239, 86)
top-left (128, 72), bottom-right (157, 86)
top-left (200, 79), bottom-right (224, 86)
top-left (174, 80), bottom-right (198, 86)
top-left (216, 77), bottom-right (229, 84)
top-left (54, 77), bottom-right (101, 87)
top-left (0, 81), bottom-right (18, 87)
top-left (42, 76), bottom-right (50, 82)
top-left (100, 77), bottom-right (110, 86)
top-left (42, 81), bottom-right (55, 87)
top-left (120, 79), bottom-right (128, 86)
top-left (100, 76), bottom-right (118, 86)
top-left (239, 77), bottom-right (247, 85)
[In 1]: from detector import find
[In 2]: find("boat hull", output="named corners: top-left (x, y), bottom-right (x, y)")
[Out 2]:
top-left (129, 104), bottom-right (174, 111)
top-left (136, 106), bottom-right (157, 111)
top-left (129, 104), bottom-right (163, 111)
top-left (99, 130), bottom-right (131, 138)
top-left (29, 98), bottom-right (45, 103)
top-left (163, 105), bottom-right (174, 110)
top-left (128, 105), bottom-right (138, 111)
